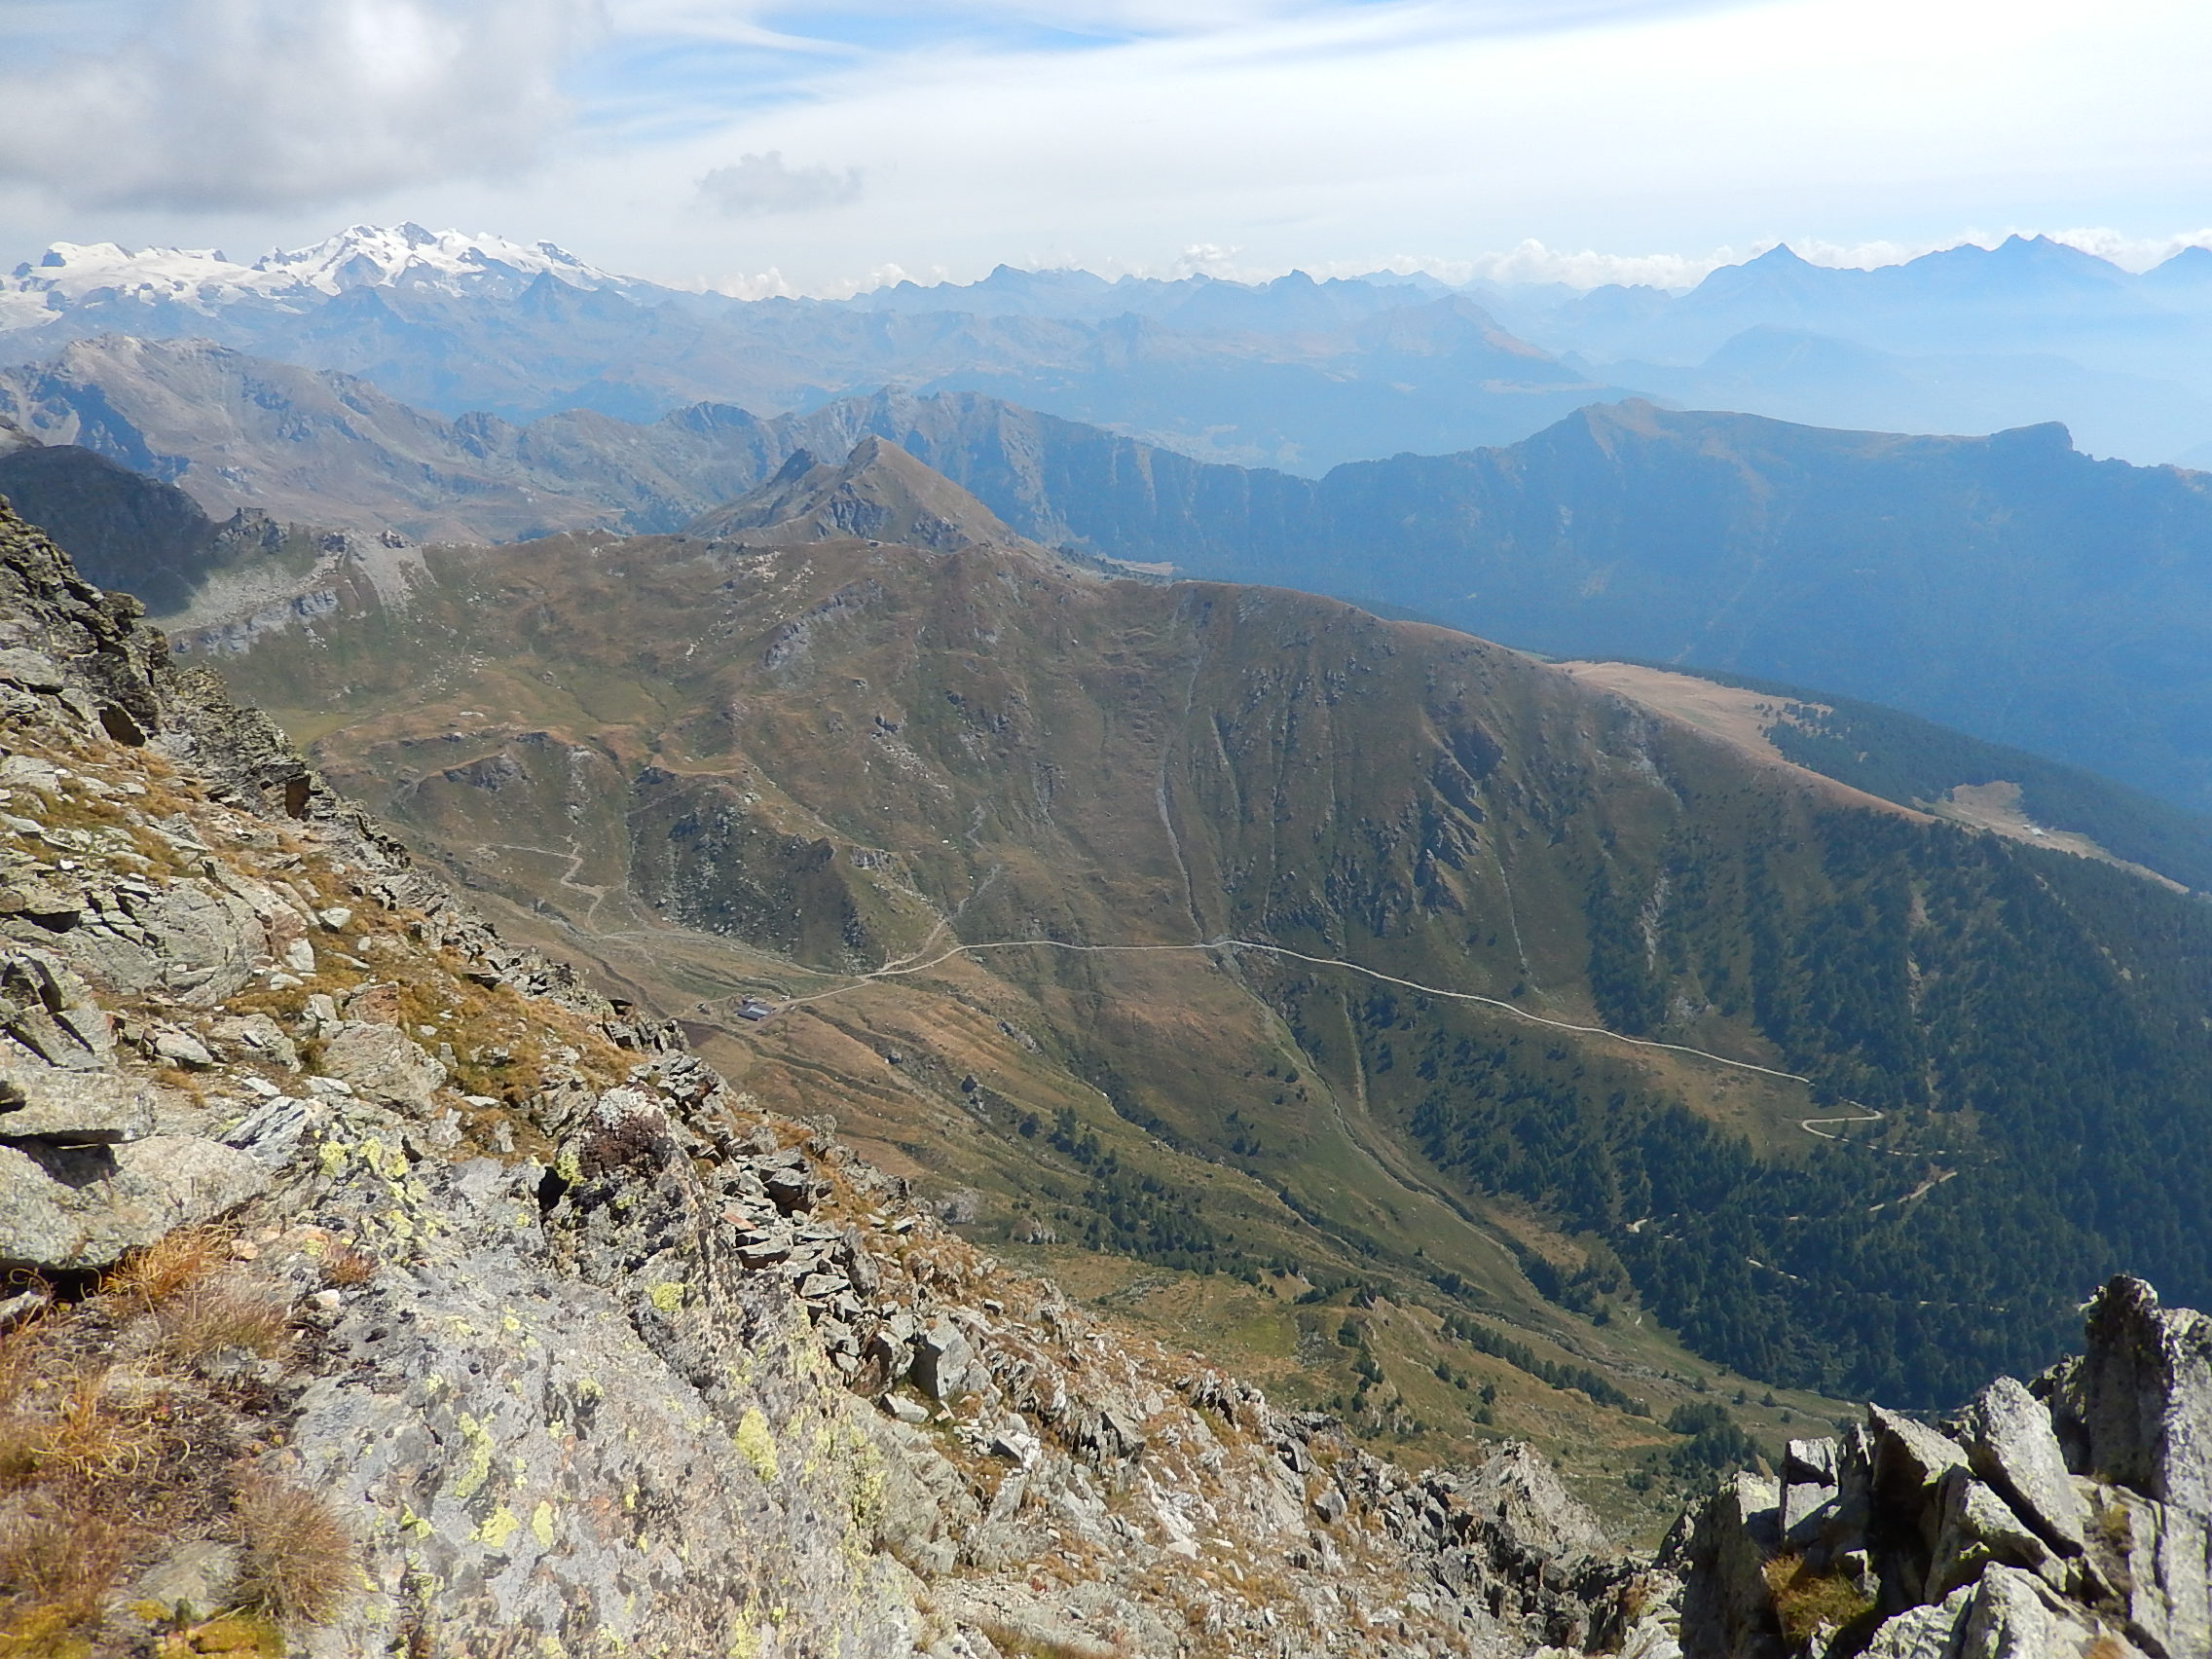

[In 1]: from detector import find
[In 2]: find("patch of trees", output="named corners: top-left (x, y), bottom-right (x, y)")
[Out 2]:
top-left (1661, 1401), bottom-right (1765, 1477)
top-left (1399, 818), bottom-right (2212, 1406)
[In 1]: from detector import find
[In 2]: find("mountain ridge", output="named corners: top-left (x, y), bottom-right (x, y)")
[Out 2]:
top-left (14, 337), bottom-right (2212, 818)
top-left (197, 444), bottom-right (2212, 1430)
top-left (14, 224), bottom-right (2212, 467)
top-left (684, 435), bottom-right (1034, 554)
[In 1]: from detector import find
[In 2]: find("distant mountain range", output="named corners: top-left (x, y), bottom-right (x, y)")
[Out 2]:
top-left (8, 225), bottom-right (2212, 469)
top-left (0, 227), bottom-right (1639, 471)
top-left (9, 336), bottom-right (2211, 817)
top-left (1500, 238), bottom-right (2212, 467)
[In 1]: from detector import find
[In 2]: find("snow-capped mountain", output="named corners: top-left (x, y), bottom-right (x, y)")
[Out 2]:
top-left (0, 222), bottom-right (631, 324)
top-left (253, 223), bottom-right (626, 296)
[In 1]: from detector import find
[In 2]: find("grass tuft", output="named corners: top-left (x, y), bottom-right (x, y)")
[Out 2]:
top-left (106, 1228), bottom-right (233, 1307)
top-left (233, 1476), bottom-right (356, 1627)
top-left (1762, 1552), bottom-right (1874, 1650)
top-left (317, 1245), bottom-right (377, 1289)
top-left (23, 1369), bottom-right (170, 1484)
top-left (156, 1281), bottom-right (292, 1368)
top-left (0, 1502), bottom-right (129, 1657)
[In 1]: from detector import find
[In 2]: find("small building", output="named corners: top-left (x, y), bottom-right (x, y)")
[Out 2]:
top-left (736, 997), bottom-right (777, 1022)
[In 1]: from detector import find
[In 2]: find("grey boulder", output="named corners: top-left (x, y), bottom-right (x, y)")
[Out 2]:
top-left (1960, 1376), bottom-right (2087, 1553)
top-left (317, 1019), bottom-right (446, 1109)
top-left (0, 1057), bottom-right (155, 1142)
top-left (0, 1132), bottom-right (267, 1270)
top-left (912, 1318), bottom-right (977, 1402)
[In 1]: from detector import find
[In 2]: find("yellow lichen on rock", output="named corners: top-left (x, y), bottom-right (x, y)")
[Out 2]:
top-left (735, 1408), bottom-right (780, 1483)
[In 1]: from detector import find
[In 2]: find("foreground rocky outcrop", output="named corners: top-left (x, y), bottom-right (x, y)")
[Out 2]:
top-left (1675, 1276), bottom-right (2211, 1659)
top-left (0, 498), bottom-right (1682, 1654)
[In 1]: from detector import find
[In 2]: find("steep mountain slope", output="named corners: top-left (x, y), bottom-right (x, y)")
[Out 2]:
top-left (8, 451), bottom-right (2204, 1659)
top-left (202, 445), bottom-right (2212, 1429)
top-left (0, 491), bottom-right (1681, 1659)
top-left (809, 398), bottom-right (2212, 819)
top-left (0, 426), bottom-right (340, 623)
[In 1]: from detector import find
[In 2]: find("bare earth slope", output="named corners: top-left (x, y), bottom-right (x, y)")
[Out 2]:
top-left (1557, 661), bottom-right (2198, 891)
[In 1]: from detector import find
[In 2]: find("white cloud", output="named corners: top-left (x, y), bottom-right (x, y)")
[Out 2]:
top-left (568, 0), bottom-right (2212, 295)
top-left (697, 152), bottom-right (865, 216)
top-left (0, 0), bottom-right (604, 211)
top-left (3, 0), bottom-right (2210, 298)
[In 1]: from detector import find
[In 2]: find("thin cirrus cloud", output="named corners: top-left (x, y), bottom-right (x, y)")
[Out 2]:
top-left (605, 0), bottom-right (2212, 289)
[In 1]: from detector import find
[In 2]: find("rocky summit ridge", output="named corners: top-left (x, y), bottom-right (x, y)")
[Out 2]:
top-left (0, 492), bottom-right (2207, 1658)
top-left (1677, 1274), bottom-right (2211, 1658)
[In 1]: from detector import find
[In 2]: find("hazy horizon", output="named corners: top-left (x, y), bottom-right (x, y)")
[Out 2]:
top-left (10, 222), bottom-right (2212, 305)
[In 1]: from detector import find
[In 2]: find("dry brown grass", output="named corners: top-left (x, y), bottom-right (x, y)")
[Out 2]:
top-left (317, 1244), bottom-right (377, 1289)
top-left (106, 1228), bottom-right (233, 1307)
top-left (1762, 1553), bottom-right (1874, 1650)
top-left (0, 1247), bottom-right (337, 1651)
top-left (19, 1369), bottom-right (172, 1484)
top-left (232, 1476), bottom-right (356, 1627)
top-left (0, 1502), bottom-right (129, 1657)
top-left (155, 1281), bottom-right (292, 1369)
top-left (972, 1618), bottom-right (1111, 1659)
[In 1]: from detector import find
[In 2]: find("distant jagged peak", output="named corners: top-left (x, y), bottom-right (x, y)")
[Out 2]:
top-left (683, 434), bottom-right (1031, 556)
top-left (4, 224), bottom-right (626, 312)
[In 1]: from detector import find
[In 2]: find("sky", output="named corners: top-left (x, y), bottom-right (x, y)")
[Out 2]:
top-left (0, 0), bottom-right (2209, 295)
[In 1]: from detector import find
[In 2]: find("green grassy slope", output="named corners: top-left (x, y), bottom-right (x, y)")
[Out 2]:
top-left (202, 518), bottom-right (2212, 1434)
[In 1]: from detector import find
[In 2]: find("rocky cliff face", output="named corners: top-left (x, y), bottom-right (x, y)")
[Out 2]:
top-left (1676, 1274), bottom-right (2211, 1659)
top-left (0, 498), bottom-right (1680, 1654)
